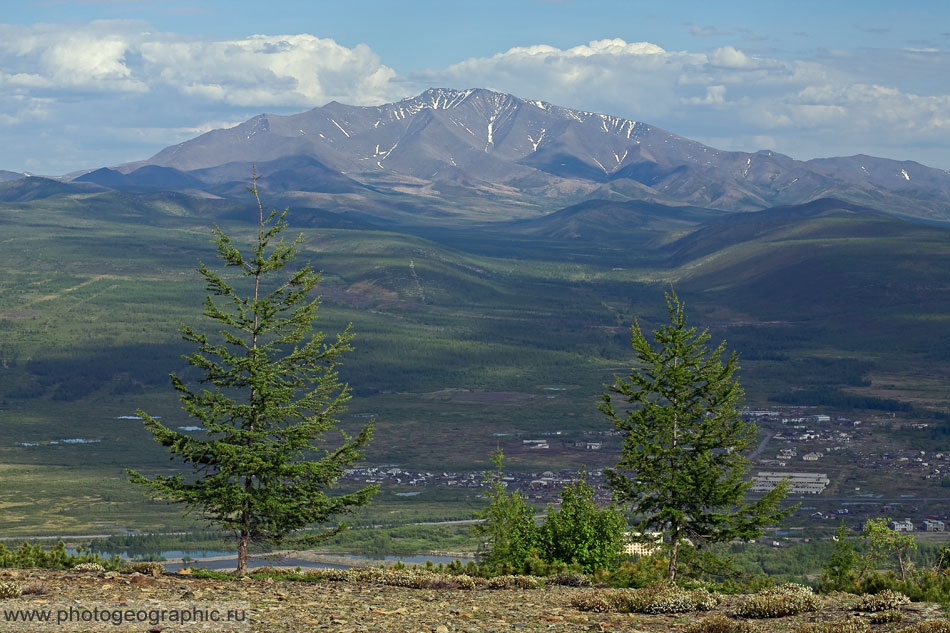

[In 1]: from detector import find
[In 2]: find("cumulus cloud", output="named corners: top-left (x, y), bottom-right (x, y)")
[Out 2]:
top-left (410, 38), bottom-right (950, 166)
top-left (139, 34), bottom-right (398, 106)
top-left (0, 22), bottom-right (401, 105)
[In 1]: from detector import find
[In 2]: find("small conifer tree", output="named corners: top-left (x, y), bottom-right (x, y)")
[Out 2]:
top-left (128, 176), bottom-right (376, 574)
top-left (600, 291), bottom-right (792, 582)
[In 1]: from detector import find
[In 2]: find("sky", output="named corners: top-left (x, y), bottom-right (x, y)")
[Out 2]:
top-left (2, 0), bottom-right (949, 175)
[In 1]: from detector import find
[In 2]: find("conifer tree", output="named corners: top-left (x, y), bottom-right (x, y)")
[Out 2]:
top-left (600, 291), bottom-right (791, 582)
top-left (472, 449), bottom-right (539, 571)
top-left (128, 177), bottom-right (376, 574)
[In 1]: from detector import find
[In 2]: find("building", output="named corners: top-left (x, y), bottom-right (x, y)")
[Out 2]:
top-left (522, 439), bottom-right (549, 449)
top-left (623, 532), bottom-right (663, 557)
top-left (750, 472), bottom-right (830, 495)
top-left (924, 520), bottom-right (946, 532)
top-left (890, 518), bottom-right (914, 532)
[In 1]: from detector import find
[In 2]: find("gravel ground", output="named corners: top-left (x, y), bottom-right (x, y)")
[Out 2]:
top-left (1, 568), bottom-right (948, 633)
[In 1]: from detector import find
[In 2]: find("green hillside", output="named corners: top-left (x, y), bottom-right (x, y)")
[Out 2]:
top-left (2, 191), bottom-right (949, 535)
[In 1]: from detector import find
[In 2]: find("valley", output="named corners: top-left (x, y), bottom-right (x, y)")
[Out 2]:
top-left (2, 90), bottom-right (950, 561)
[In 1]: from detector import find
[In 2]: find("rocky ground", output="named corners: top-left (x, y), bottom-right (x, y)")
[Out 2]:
top-left (1, 567), bottom-right (948, 633)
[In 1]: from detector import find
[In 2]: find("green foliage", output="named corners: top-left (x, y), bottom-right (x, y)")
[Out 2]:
top-left (0, 541), bottom-right (120, 571)
top-left (127, 179), bottom-right (376, 573)
top-left (538, 476), bottom-right (626, 573)
top-left (472, 449), bottom-right (539, 571)
top-left (473, 452), bottom-right (625, 574)
top-left (821, 521), bottom-right (861, 591)
top-left (595, 555), bottom-right (669, 588)
top-left (600, 291), bottom-right (793, 581)
top-left (863, 518), bottom-right (918, 582)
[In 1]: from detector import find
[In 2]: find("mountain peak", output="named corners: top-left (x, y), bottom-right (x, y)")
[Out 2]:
top-left (101, 88), bottom-right (950, 221)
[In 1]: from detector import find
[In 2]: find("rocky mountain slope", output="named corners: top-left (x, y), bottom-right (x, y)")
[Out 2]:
top-left (54, 88), bottom-right (950, 221)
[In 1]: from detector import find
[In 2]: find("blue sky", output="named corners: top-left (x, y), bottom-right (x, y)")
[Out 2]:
top-left (2, 0), bottom-right (949, 174)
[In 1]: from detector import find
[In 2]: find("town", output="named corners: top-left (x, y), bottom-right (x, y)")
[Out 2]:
top-left (339, 406), bottom-right (950, 535)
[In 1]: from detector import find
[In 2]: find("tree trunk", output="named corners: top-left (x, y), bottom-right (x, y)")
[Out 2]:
top-left (668, 532), bottom-right (679, 582)
top-left (237, 528), bottom-right (249, 575)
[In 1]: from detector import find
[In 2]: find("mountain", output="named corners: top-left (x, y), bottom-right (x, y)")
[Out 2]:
top-left (505, 199), bottom-right (722, 244)
top-left (77, 88), bottom-right (950, 222)
top-left (0, 176), bottom-right (86, 202)
top-left (0, 170), bottom-right (26, 183)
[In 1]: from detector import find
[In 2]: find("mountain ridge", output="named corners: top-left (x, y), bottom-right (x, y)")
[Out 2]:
top-left (33, 87), bottom-right (950, 221)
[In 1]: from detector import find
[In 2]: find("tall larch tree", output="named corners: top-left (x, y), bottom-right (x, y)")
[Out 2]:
top-left (129, 176), bottom-right (376, 574)
top-left (600, 291), bottom-right (792, 582)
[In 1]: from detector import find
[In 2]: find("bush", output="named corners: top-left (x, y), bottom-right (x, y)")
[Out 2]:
top-left (302, 567), bottom-right (485, 590)
top-left (570, 591), bottom-right (615, 613)
top-left (548, 572), bottom-right (592, 587)
top-left (0, 541), bottom-right (120, 570)
top-left (685, 613), bottom-right (759, 633)
top-left (72, 562), bottom-right (104, 572)
top-left (128, 561), bottom-right (165, 576)
top-left (794, 617), bottom-right (870, 633)
top-left (537, 477), bottom-right (626, 573)
top-left (19, 582), bottom-right (49, 596)
top-left (571, 583), bottom-right (720, 614)
top-left (486, 574), bottom-right (543, 589)
top-left (869, 609), bottom-right (903, 624)
top-left (594, 556), bottom-right (668, 588)
top-left (853, 589), bottom-right (910, 612)
top-left (896, 622), bottom-right (950, 633)
top-left (0, 581), bottom-right (21, 599)
top-left (735, 583), bottom-right (821, 618)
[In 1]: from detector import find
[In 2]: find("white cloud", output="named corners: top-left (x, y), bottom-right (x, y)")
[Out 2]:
top-left (139, 34), bottom-right (399, 106)
top-left (410, 38), bottom-right (950, 166)
top-left (0, 22), bottom-right (400, 105)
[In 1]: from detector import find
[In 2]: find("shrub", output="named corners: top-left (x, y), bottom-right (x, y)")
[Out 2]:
top-left (72, 562), bottom-right (104, 572)
top-left (0, 581), bottom-right (21, 599)
top-left (853, 589), bottom-right (910, 612)
top-left (0, 541), bottom-right (120, 570)
top-left (735, 583), bottom-right (821, 618)
top-left (305, 568), bottom-right (351, 582)
top-left (570, 591), bottom-right (616, 613)
top-left (571, 583), bottom-right (720, 614)
top-left (896, 623), bottom-right (950, 633)
top-left (684, 613), bottom-right (759, 633)
top-left (869, 609), bottom-right (903, 624)
top-left (302, 567), bottom-right (485, 590)
top-left (486, 574), bottom-right (543, 589)
top-left (128, 561), bottom-right (165, 576)
top-left (537, 477), bottom-right (626, 573)
top-left (794, 617), bottom-right (870, 633)
top-left (594, 555), bottom-right (667, 588)
top-left (622, 583), bottom-right (720, 614)
top-left (20, 582), bottom-right (49, 596)
top-left (548, 572), bottom-right (592, 587)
